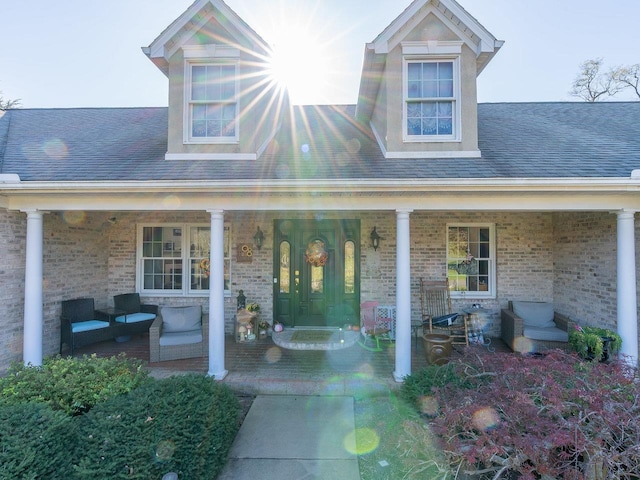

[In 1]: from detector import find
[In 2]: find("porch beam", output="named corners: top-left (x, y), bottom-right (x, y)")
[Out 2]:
top-left (22, 210), bottom-right (45, 366)
top-left (394, 209), bottom-right (413, 382)
top-left (208, 209), bottom-right (228, 380)
top-left (616, 210), bottom-right (639, 367)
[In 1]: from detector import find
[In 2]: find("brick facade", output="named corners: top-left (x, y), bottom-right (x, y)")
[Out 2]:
top-left (1, 209), bottom-right (638, 372)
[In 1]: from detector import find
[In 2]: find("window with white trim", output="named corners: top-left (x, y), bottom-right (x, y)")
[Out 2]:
top-left (405, 59), bottom-right (459, 140)
top-left (187, 63), bottom-right (238, 142)
top-left (137, 224), bottom-right (230, 296)
top-left (447, 224), bottom-right (495, 297)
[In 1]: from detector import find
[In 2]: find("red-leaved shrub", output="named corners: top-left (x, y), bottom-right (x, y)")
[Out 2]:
top-left (404, 349), bottom-right (640, 479)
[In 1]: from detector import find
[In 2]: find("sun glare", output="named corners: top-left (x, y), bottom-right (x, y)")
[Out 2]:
top-left (267, 25), bottom-right (332, 105)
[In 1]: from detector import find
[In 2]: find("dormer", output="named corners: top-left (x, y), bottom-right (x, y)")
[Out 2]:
top-left (143, 0), bottom-right (288, 161)
top-left (356, 0), bottom-right (503, 158)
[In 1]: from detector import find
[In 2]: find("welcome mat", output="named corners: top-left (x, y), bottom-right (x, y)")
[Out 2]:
top-left (290, 330), bottom-right (334, 343)
top-left (273, 328), bottom-right (359, 351)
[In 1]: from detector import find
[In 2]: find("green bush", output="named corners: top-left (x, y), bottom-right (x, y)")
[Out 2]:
top-left (75, 374), bottom-right (241, 479)
top-left (0, 354), bottom-right (149, 415)
top-left (400, 361), bottom-right (472, 407)
top-left (0, 403), bottom-right (78, 480)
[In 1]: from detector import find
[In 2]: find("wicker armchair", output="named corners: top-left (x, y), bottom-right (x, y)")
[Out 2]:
top-left (501, 301), bottom-right (574, 353)
top-left (149, 305), bottom-right (207, 362)
top-left (60, 298), bottom-right (113, 356)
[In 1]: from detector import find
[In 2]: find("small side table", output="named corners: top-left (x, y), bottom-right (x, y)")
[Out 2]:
top-left (96, 307), bottom-right (128, 342)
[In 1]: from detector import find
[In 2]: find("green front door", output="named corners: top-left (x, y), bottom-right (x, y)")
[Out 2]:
top-left (274, 219), bottom-right (360, 327)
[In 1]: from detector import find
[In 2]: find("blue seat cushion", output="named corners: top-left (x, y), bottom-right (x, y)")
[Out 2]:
top-left (159, 329), bottom-right (203, 347)
top-left (71, 320), bottom-right (110, 333)
top-left (115, 312), bottom-right (156, 324)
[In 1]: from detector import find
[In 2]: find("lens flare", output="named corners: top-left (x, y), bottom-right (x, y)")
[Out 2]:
top-left (43, 139), bottom-right (68, 160)
top-left (513, 336), bottom-right (534, 354)
top-left (62, 211), bottom-right (86, 225)
top-left (162, 195), bottom-right (181, 209)
top-left (344, 427), bottom-right (380, 455)
top-left (472, 407), bottom-right (500, 431)
top-left (155, 439), bottom-right (176, 461)
top-left (417, 395), bottom-right (439, 416)
top-left (264, 346), bottom-right (282, 364)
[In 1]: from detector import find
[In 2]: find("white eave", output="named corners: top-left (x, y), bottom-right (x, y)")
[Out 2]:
top-left (142, 0), bottom-right (270, 76)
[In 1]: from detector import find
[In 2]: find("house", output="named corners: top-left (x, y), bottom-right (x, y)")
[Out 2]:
top-left (0, 0), bottom-right (638, 380)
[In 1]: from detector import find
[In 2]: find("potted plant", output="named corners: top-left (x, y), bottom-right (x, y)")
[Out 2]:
top-left (569, 324), bottom-right (622, 362)
top-left (258, 320), bottom-right (270, 339)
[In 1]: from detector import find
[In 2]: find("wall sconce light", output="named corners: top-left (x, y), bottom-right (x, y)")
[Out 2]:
top-left (370, 226), bottom-right (383, 251)
top-left (253, 226), bottom-right (265, 250)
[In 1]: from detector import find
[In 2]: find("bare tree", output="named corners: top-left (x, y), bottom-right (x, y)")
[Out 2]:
top-left (610, 63), bottom-right (640, 99)
top-left (0, 90), bottom-right (21, 110)
top-left (570, 58), bottom-right (621, 102)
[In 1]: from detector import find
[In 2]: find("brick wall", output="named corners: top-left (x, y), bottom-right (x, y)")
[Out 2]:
top-left (2, 209), bottom-right (637, 373)
top-left (0, 210), bottom-right (26, 373)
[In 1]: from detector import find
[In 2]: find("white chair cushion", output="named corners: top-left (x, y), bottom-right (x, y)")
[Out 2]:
top-left (512, 301), bottom-right (555, 328)
top-left (523, 326), bottom-right (569, 342)
top-left (160, 305), bottom-right (201, 333)
top-left (115, 312), bottom-right (156, 323)
top-left (159, 329), bottom-right (203, 346)
top-left (71, 320), bottom-right (110, 333)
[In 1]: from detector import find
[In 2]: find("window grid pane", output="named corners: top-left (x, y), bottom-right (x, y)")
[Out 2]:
top-left (406, 60), bottom-right (455, 137)
top-left (141, 227), bottom-right (183, 291)
top-left (190, 64), bottom-right (236, 138)
top-left (447, 226), bottom-right (492, 293)
top-left (141, 225), bottom-right (230, 294)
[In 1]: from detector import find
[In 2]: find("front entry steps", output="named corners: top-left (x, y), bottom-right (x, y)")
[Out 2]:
top-left (272, 327), bottom-right (359, 351)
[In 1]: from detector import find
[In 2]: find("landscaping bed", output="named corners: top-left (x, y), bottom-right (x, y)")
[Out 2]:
top-left (401, 349), bottom-right (640, 479)
top-left (0, 355), bottom-right (241, 479)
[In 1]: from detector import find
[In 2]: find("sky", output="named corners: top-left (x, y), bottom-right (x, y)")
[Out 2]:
top-left (1, 0), bottom-right (639, 108)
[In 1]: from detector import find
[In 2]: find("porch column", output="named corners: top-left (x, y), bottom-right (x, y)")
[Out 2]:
top-left (208, 209), bottom-right (228, 380)
top-left (394, 209), bottom-right (413, 382)
top-left (616, 210), bottom-right (638, 367)
top-left (23, 210), bottom-right (44, 366)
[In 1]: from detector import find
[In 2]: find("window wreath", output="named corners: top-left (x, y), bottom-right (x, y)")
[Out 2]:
top-left (200, 258), bottom-right (210, 277)
top-left (305, 240), bottom-right (328, 267)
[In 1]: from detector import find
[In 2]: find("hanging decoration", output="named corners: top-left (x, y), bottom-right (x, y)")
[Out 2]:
top-left (305, 240), bottom-right (329, 267)
top-left (200, 258), bottom-right (210, 277)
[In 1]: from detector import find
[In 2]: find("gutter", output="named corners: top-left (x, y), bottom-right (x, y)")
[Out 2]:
top-left (1, 176), bottom-right (640, 195)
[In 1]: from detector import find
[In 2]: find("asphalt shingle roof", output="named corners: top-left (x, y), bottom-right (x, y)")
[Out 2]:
top-left (1, 102), bottom-right (639, 182)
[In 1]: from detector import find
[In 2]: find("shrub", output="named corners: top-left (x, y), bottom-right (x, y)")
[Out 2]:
top-left (75, 374), bottom-right (241, 479)
top-left (0, 354), bottom-right (149, 415)
top-left (0, 403), bottom-right (78, 480)
top-left (403, 350), bottom-right (640, 479)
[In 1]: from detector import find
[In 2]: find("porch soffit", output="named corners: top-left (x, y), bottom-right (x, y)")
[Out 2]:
top-left (3, 186), bottom-right (640, 214)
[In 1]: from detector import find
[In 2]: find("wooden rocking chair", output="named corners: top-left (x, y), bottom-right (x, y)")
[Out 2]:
top-left (420, 278), bottom-right (469, 346)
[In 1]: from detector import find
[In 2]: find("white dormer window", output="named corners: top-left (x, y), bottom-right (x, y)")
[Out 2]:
top-left (185, 62), bottom-right (239, 143)
top-left (403, 57), bottom-right (460, 142)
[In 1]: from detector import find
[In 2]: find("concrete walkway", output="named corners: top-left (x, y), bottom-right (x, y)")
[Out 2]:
top-left (217, 395), bottom-right (360, 480)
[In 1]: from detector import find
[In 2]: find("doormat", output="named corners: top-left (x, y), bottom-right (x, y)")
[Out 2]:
top-left (272, 328), bottom-right (359, 351)
top-left (290, 330), bottom-right (334, 342)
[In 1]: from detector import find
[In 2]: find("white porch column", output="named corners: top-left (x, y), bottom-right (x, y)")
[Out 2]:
top-left (616, 210), bottom-right (638, 367)
top-left (394, 209), bottom-right (413, 382)
top-left (23, 210), bottom-right (44, 366)
top-left (208, 209), bottom-right (228, 380)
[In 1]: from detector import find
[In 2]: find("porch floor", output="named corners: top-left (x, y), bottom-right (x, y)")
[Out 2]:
top-left (73, 333), bottom-right (510, 395)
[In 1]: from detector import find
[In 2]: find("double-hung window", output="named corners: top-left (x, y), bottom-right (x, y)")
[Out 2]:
top-left (405, 59), bottom-right (458, 141)
top-left (138, 224), bottom-right (230, 296)
top-left (446, 224), bottom-right (495, 297)
top-left (187, 63), bottom-right (238, 142)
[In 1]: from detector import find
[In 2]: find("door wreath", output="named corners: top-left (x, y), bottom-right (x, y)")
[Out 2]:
top-left (305, 240), bottom-right (329, 267)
